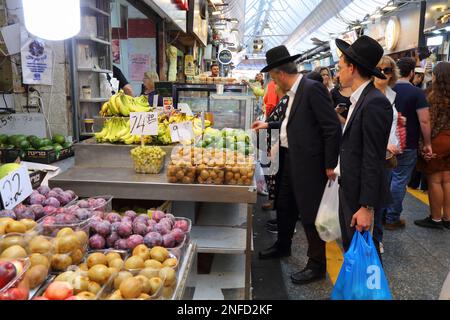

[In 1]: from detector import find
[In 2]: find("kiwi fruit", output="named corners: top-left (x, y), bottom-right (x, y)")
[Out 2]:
top-left (26, 265), bottom-right (48, 288)
top-left (119, 277), bottom-right (142, 299)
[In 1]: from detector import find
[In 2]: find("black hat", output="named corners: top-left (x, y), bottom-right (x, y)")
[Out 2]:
top-left (335, 35), bottom-right (386, 79)
top-left (260, 45), bottom-right (301, 73)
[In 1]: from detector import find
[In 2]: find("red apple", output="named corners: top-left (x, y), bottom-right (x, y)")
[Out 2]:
top-left (0, 261), bottom-right (17, 289)
top-left (32, 296), bottom-right (49, 300)
top-left (44, 281), bottom-right (73, 300)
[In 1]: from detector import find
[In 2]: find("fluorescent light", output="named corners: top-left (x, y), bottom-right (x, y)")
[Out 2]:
top-left (211, 0), bottom-right (223, 4)
top-left (229, 18), bottom-right (239, 24)
top-left (371, 13), bottom-right (383, 19)
top-left (361, 20), bottom-right (371, 25)
top-left (352, 25), bottom-right (362, 30)
top-left (23, 0), bottom-right (80, 40)
top-left (212, 11), bottom-right (222, 16)
top-left (383, 5), bottom-right (397, 11)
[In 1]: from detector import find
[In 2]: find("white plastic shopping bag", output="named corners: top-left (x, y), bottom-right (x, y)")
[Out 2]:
top-left (315, 179), bottom-right (341, 242)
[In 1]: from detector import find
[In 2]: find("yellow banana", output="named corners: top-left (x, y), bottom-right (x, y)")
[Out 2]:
top-left (118, 94), bottom-right (131, 116)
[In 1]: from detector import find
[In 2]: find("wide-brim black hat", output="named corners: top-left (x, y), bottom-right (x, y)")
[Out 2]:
top-left (335, 35), bottom-right (386, 79)
top-left (261, 45), bottom-right (301, 73)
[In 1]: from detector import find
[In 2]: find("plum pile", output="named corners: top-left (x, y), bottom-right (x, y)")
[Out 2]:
top-left (88, 211), bottom-right (190, 251)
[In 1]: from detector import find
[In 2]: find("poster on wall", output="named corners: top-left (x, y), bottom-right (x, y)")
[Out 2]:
top-left (112, 39), bottom-right (121, 64)
top-left (129, 53), bottom-right (150, 81)
top-left (20, 36), bottom-right (53, 85)
top-left (184, 55), bottom-right (195, 77)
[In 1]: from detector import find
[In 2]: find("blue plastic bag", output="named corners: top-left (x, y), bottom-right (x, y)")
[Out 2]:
top-left (331, 231), bottom-right (393, 300)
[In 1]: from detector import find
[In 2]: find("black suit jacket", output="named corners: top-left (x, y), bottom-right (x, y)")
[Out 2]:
top-left (339, 82), bottom-right (393, 213)
top-left (269, 76), bottom-right (342, 224)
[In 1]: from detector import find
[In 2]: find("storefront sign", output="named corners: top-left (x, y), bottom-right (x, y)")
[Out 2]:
top-left (129, 112), bottom-right (158, 136)
top-left (385, 17), bottom-right (400, 51)
top-left (0, 165), bottom-right (33, 210)
top-left (21, 38), bottom-right (53, 85)
top-left (218, 49), bottom-right (233, 65)
top-left (184, 55), bottom-right (195, 77)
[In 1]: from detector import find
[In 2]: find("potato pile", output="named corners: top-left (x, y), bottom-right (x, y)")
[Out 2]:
top-left (0, 217), bottom-right (37, 235)
top-left (167, 147), bottom-right (255, 186)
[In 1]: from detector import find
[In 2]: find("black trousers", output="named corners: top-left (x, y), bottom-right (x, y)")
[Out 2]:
top-left (276, 147), bottom-right (326, 272)
top-left (338, 188), bottom-right (382, 262)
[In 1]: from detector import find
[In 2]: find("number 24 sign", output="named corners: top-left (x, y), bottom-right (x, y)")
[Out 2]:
top-left (130, 112), bottom-right (158, 136)
top-left (0, 165), bottom-right (33, 210)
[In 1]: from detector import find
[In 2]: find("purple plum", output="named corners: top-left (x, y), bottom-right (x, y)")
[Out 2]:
top-left (65, 190), bottom-right (76, 200)
top-left (160, 217), bottom-right (174, 228)
top-left (151, 211), bottom-right (165, 223)
top-left (77, 200), bottom-right (90, 208)
top-left (92, 198), bottom-right (107, 210)
top-left (121, 216), bottom-right (133, 225)
top-left (43, 197), bottom-right (60, 208)
top-left (65, 205), bottom-right (79, 214)
top-left (136, 214), bottom-right (149, 223)
top-left (126, 235), bottom-right (144, 250)
top-left (170, 228), bottom-right (185, 243)
top-left (89, 234), bottom-right (105, 249)
top-left (41, 216), bottom-right (56, 227)
top-left (124, 210), bottom-right (137, 221)
top-left (143, 232), bottom-right (163, 248)
top-left (29, 193), bottom-right (46, 205)
top-left (174, 220), bottom-right (190, 232)
top-left (74, 208), bottom-right (91, 221)
top-left (57, 192), bottom-right (73, 205)
top-left (52, 187), bottom-right (64, 194)
top-left (114, 239), bottom-right (128, 250)
top-left (105, 212), bottom-right (122, 224)
top-left (37, 185), bottom-right (51, 196)
top-left (16, 209), bottom-right (35, 221)
top-left (29, 204), bottom-right (45, 220)
top-left (162, 233), bottom-right (176, 248)
top-left (106, 232), bottom-right (119, 248)
top-left (43, 206), bottom-right (57, 216)
top-left (155, 222), bottom-right (171, 235)
top-left (117, 222), bottom-right (132, 238)
top-left (132, 222), bottom-right (148, 236)
top-left (13, 204), bottom-right (28, 216)
top-left (0, 209), bottom-right (16, 219)
top-left (47, 190), bottom-right (59, 199)
top-left (111, 222), bottom-right (121, 233)
top-left (95, 220), bottom-right (111, 237)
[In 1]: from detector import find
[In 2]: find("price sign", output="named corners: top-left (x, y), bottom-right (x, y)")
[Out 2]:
top-left (130, 112), bottom-right (158, 136)
top-left (169, 121), bottom-right (194, 142)
top-left (0, 165), bottom-right (33, 210)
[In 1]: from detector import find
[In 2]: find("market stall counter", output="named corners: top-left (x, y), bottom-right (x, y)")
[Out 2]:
top-left (49, 139), bottom-right (257, 299)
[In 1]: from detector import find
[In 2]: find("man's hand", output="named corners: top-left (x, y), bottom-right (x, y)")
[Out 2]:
top-left (387, 144), bottom-right (400, 155)
top-left (326, 169), bottom-right (336, 181)
top-left (422, 144), bottom-right (433, 157)
top-left (351, 207), bottom-right (373, 232)
top-left (251, 120), bottom-right (269, 132)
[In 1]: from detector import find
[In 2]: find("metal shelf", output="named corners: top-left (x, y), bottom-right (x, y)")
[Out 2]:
top-left (81, 5), bottom-right (110, 17)
top-left (76, 36), bottom-right (111, 46)
top-left (80, 98), bottom-right (109, 103)
top-left (190, 226), bottom-right (247, 254)
top-left (78, 67), bottom-right (112, 73)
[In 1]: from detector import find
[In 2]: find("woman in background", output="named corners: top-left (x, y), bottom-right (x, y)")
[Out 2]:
top-left (141, 71), bottom-right (164, 107)
top-left (314, 67), bottom-right (334, 91)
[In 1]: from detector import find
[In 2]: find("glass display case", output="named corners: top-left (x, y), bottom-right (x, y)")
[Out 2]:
top-left (171, 84), bottom-right (255, 130)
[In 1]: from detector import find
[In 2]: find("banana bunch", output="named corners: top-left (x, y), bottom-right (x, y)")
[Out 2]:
top-left (100, 91), bottom-right (151, 117)
top-left (94, 117), bottom-right (153, 144)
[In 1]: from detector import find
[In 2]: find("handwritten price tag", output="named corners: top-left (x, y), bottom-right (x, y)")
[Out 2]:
top-left (130, 112), bottom-right (158, 136)
top-left (0, 165), bottom-right (33, 210)
top-left (169, 121), bottom-right (194, 143)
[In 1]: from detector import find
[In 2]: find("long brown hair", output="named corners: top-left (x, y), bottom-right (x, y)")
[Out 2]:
top-left (428, 62), bottom-right (450, 138)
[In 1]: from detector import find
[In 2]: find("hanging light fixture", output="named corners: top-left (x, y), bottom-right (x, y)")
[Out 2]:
top-left (23, 0), bottom-right (81, 41)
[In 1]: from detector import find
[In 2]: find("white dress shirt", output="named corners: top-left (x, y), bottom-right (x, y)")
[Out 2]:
top-left (280, 74), bottom-right (303, 148)
top-left (385, 86), bottom-right (399, 149)
top-left (335, 80), bottom-right (371, 176)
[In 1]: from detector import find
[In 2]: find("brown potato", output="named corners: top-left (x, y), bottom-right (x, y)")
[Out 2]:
top-left (87, 264), bottom-right (111, 285)
top-left (87, 252), bottom-right (108, 268)
top-left (26, 265), bottom-right (48, 288)
top-left (30, 253), bottom-right (50, 269)
top-left (29, 236), bottom-right (52, 254)
top-left (51, 254), bottom-right (72, 271)
top-left (119, 277), bottom-right (142, 299)
top-left (124, 256), bottom-right (145, 270)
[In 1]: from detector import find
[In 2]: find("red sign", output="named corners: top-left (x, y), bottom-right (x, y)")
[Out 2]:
top-left (174, 0), bottom-right (189, 11)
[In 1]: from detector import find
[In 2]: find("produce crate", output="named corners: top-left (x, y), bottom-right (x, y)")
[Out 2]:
top-left (22, 145), bottom-right (74, 164)
top-left (0, 147), bottom-right (21, 163)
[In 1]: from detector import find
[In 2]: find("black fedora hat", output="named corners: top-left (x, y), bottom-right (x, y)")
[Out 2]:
top-left (260, 45), bottom-right (301, 73)
top-left (335, 35), bottom-right (386, 79)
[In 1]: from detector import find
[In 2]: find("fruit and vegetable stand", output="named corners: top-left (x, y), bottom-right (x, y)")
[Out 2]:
top-left (48, 140), bottom-right (257, 299)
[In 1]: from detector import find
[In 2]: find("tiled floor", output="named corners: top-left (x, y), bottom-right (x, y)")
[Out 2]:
top-left (252, 193), bottom-right (450, 300)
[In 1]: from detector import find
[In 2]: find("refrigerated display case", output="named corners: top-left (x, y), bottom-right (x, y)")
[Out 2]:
top-left (172, 84), bottom-right (255, 130)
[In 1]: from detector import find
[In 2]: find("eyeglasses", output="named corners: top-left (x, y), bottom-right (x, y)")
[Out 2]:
top-left (376, 67), bottom-right (393, 75)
